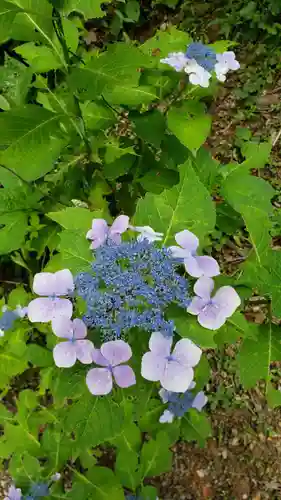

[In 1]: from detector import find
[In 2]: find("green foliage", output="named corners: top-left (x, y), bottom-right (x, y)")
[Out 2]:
top-left (0, 2), bottom-right (281, 497)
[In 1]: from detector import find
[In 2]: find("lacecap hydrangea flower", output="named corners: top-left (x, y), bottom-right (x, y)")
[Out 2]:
top-left (75, 232), bottom-right (190, 339)
top-left (52, 317), bottom-right (94, 368)
top-left (160, 41), bottom-right (239, 88)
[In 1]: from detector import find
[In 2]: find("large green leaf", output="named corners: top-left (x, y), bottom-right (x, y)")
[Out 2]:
top-left (81, 101), bottom-right (116, 131)
top-left (140, 27), bottom-right (191, 68)
top-left (0, 186), bottom-right (40, 214)
top-left (237, 325), bottom-right (271, 389)
top-left (140, 432), bottom-right (172, 478)
top-left (134, 160), bottom-right (216, 244)
top-left (15, 42), bottom-right (62, 72)
top-left (68, 44), bottom-right (152, 101)
top-left (64, 0), bottom-right (112, 19)
top-left (0, 105), bottom-right (67, 181)
top-left (0, 212), bottom-right (28, 255)
top-left (103, 84), bottom-right (157, 106)
top-left (59, 229), bottom-right (93, 274)
top-left (0, 0), bottom-right (22, 44)
top-left (47, 207), bottom-right (98, 232)
top-left (167, 101), bottom-right (212, 152)
top-left (181, 409), bottom-right (211, 447)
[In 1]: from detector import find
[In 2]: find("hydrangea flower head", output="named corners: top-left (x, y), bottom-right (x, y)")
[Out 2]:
top-left (52, 317), bottom-right (94, 368)
top-left (86, 340), bottom-right (136, 395)
top-left (170, 229), bottom-right (220, 278)
top-left (159, 383), bottom-right (207, 423)
top-left (75, 238), bottom-right (190, 339)
top-left (185, 42), bottom-right (216, 71)
top-left (184, 60), bottom-right (211, 88)
top-left (141, 332), bottom-right (202, 392)
top-left (4, 485), bottom-right (22, 500)
top-left (215, 51), bottom-right (240, 82)
top-left (86, 215), bottom-right (129, 249)
top-left (28, 270), bottom-right (74, 323)
top-left (187, 277), bottom-right (241, 330)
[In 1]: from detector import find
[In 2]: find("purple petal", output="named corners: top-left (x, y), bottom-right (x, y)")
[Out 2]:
top-left (187, 296), bottom-right (209, 315)
top-left (54, 269), bottom-right (74, 295)
top-left (198, 306), bottom-right (227, 330)
top-left (141, 352), bottom-right (166, 381)
top-left (195, 256), bottom-right (220, 278)
top-left (109, 233), bottom-right (122, 245)
top-left (28, 298), bottom-right (73, 323)
top-left (53, 342), bottom-right (77, 368)
top-left (161, 361), bottom-right (194, 392)
top-left (194, 276), bottom-right (214, 299)
top-left (184, 256), bottom-right (204, 278)
top-left (75, 339), bottom-right (94, 364)
top-left (192, 391), bottom-right (208, 411)
top-left (88, 219), bottom-right (108, 248)
top-left (73, 318), bottom-right (87, 339)
top-left (169, 245), bottom-right (190, 259)
top-left (86, 367), bottom-right (113, 395)
top-left (148, 331), bottom-right (172, 356)
top-left (175, 229), bottom-right (199, 252)
top-left (213, 286), bottom-right (241, 317)
top-left (5, 485), bottom-right (22, 500)
top-left (101, 339), bottom-right (132, 366)
top-left (172, 338), bottom-right (202, 368)
top-left (110, 215), bottom-right (129, 235)
top-left (91, 348), bottom-right (109, 366)
top-left (159, 409), bottom-right (174, 424)
top-left (113, 365), bottom-right (136, 388)
top-left (33, 272), bottom-right (56, 296)
top-left (52, 317), bottom-right (73, 339)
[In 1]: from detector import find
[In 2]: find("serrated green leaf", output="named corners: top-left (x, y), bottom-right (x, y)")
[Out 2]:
top-left (69, 44), bottom-right (152, 100)
top-left (15, 42), bottom-right (62, 72)
top-left (8, 286), bottom-right (29, 308)
top-left (267, 383), bottom-right (281, 408)
top-left (0, 105), bottom-right (67, 181)
top-left (104, 84), bottom-right (157, 106)
top-left (47, 207), bottom-right (98, 232)
top-left (0, 212), bottom-right (28, 255)
top-left (0, 186), bottom-right (41, 214)
top-left (115, 449), bottom-right (141, 490)
top-left (0, 56), bottom-right (32, 108)
top-left (167, 101), bottom-right (212, 152)
top-left (140, 431), bottom-right (172, 477)
top-left (181, 409), bottom-right (211, 447)
top-left (105, 138), bottom-right (136, 164)
top-left (26, 344), bottom-right (53, 367)
top-left (134, 160), bottom-right (216, 244)
top-left (237, 325), bottom-right (271, 389)
top-left (241, 140), bottom-right (271, 170)
top-left (191, 147), bottom-right (219, 190)
top-left (59, 229), bottom-right (93, 273)
top-left (139, 168), bottom-right (179, 194)
top-left (103, 155), bottom-right (134, 180)
top-left (221, 172), bottom-right (274, 215)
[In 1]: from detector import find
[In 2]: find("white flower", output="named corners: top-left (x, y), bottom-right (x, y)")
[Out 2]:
top-left (159, 409), bottom-right (174, 423)
top-left (160, 52), bottom-right (188, 72)
top-left (0, 329), bottom-right (4, 337)
top-left (130, 225), bottom-right (163, 243)
top-left (215, 51), bottom-right (240, 82)
top-left (184, 59), bottom-right (211, 88)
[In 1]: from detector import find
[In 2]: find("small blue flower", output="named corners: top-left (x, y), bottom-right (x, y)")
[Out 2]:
top-left (0, 310), bottom-right (18, 332)
top-left (159, 385), bottom-right (207, 423)
top-left (186, 42), bottom-right (216, 71)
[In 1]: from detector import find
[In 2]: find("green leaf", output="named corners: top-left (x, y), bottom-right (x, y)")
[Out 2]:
top-left (131, 110), bottom-right (166, 148)
top-left (191, 147), bottom-right (219, 190)
top-left (0, 105), bottom-right (67, 181)
top-left (125, 0), bottom-right (140, 21)
top-left (0, 185), bottom-right (40, 214)
top-left (140, 27), bottom-right (191, 68)
top-left (8, 286), bottom-right (29, 308)
top-left (0, 94), bottom-right (10, 110)
top-left (104, 155), bottom-right (134, 180)
top-left (139, 168), bottom-right (179, 195)
top-left (181, 409), bottom-right (212, 447)
top-left (47, 207), bottom-right (98, 232)
top-left (139, 486), bottom-right (159, 500)
top-left (15, 42), bottom-right (62, 72)
top-left (104, 84), bottom-right (157, 106)
top-left (69, 44), bottom-right (152, 101)
top-left (237, 325), bottom-right (271, 389)
top-left (64, 395), bottom-right (125, 449)
top-left (59, 229), bottom-right (93, 274)
top-left (81, 101), bottom-right (115, 130)
top-left (167, 101), bottom-right (212, 152)
top-left (26, 344), bottom-right (53, 367)
top-left (0, 1), bottom-right (22, 44)
top-left (140, 432), bottom-right (172, 478)
top-left (267, 383), bottom-right (281, 409)
top-left (0, 212), bottom-right (28, 255)
top-left (115, 449), bottom-right (141, 490)
top-left (241, 140), bottom-right (272, 170)
top-left (105, 137), bottom-right (136, 164)
top-left (64, 0), bottom-right (112, 19)
top-left (134, 160), bottom-right (216, 244)
top-left (62, 17), bottom-right (79, 53)
top-left (0, 56), bottom-right (32, 108)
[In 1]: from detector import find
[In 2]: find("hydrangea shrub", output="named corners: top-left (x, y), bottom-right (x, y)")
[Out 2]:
top-left (0, 2), bottom-right (279, 498)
